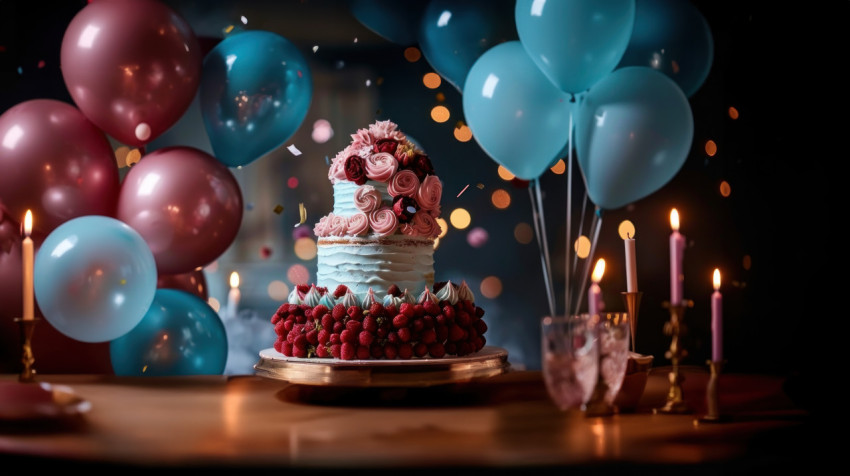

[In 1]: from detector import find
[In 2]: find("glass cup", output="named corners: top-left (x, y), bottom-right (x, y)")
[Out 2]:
top-left (589, 312), bottom-right (631, 412)
top-left (541, 314), bottom-right (599, 411)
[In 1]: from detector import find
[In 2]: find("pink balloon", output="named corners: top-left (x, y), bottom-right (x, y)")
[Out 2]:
top-left (60, 0), bottom-right (202, 147)
top-left (117, 146), bottom-right (243, 275)
top-left (0, 99), bottom-right (121, 235)
top-left (158, 269), bottom-right (209, 301)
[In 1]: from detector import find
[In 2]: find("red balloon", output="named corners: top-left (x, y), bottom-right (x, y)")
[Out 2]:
top-left (60, 0), bottom-right (202, 147)
top-left (158, 269), bottom-right (209, 301)
top-left (0, 99), bottom-right (121, 235)
top-left (117, 146), bottom-right (243, 275)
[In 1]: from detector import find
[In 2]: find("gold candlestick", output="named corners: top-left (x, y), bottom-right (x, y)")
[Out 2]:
top-left (14, 317), bottom-right (40, 382)
top-left (699, 360), bottom-right (727, 422)
top-left (654, 300), bottom-right (692, 414)
top-left (621, 291), bottom-right (643, 352)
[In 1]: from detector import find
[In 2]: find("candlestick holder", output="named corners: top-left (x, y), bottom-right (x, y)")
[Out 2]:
top-left (14, 317), bottom-right (40, 382)
top-left (653, 300), bottom-right (693, 414)
top-left (699, 360), bottom-right (728, 422)
top-left (620, 291), bottom-right (643, 352)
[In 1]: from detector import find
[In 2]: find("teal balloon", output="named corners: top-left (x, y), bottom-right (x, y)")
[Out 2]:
top-left (418, 0), bottom-right (518, 92)
top-left (616, 0), bottom-right (714, 97)
top-left (463, 41), bottom-right (572, 180)
top-left (515, 0), bottom-right (636, 94)
top-left (350, 0), bottom-right (429, 46)
top-left (200, 30), bottom-right (312, 168)
top-left (110, 289), bottom-right (228, 376)
top-left (34, 216), bottom-right (157, 343)
top-left (575, 66), bottom-right (694, 210)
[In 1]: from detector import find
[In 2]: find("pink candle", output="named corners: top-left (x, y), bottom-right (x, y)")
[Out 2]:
top-left (669, 209), bottom-right (685, 305)
top-left (588, 259), bottom-right (605, 316)
top-left (22, 210), bottom-right (34, 321)
top-left (712, 269), bottom-right (723, 362)
top-left (624, 233), bottom-right (637, 292)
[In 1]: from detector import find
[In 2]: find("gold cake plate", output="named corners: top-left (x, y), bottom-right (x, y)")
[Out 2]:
top-left (254, 346), bottom-right (511, 387)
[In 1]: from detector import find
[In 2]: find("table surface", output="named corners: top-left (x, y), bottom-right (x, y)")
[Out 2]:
top-left (0, 364), bottom-right (826, 474)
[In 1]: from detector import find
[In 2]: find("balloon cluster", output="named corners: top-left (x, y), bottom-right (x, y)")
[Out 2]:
top-left (0, 0), bottom-right (313, 375)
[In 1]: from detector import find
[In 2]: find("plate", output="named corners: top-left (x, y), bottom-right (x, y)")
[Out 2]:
top-left (0, 381), bottom-right (92, 422)
top-left (254, 345), bottom-right (511, 387)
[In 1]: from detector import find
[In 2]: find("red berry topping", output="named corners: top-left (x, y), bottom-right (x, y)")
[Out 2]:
top-left (318, 329), bottom-right (330, 345)
top-left (384, 304), bottom-right (397, 317)
top-left (330, 343), bottom-right (341, 358)
top-left (362, 315), bottom-right (378, 333)
top-left (333, 285), bottom-right (349, 298)
top-left (423, 300), bottom-right (440, 316)
top-left (448, 324), bottom-right (465, 342)
top-left (341, 342), bottom-right (355, 360)
top-left (306, 329), bottom-right (319, 345)
top-left (421, 328), bottom-right (437, 345)
top-left (347, 306), bottom-right (363, 321)
top-left (387, 284), bottom-right (401, 296)
top-left (475, 306), bottom-right (485, 318)
top-left (397, 327), bottom-right (411, 343)
top-left (442, 305), bottom-right (456, 321)
top-left (282, 341), bottom-right (293, 356)
top-left (321, 314), bottom-right (334, 331)
top-left (398, 343), bottom-right (413, 359)
top-left (332, 303), bottom-right (346, 320)
top-left (428, 342), bottom-right (446, 358)
top-left (414, 304), bottom-right (425, 318)
top-left (312, 304), bottom-right (329, 319)
top-left (370, 344), bottom-right (384, 359)
top-left (316, 344), bottom-right (330, 358)
top-left (383, 343), bottom-right (398, 359)
top-left (392, 314), bottom-right (409, 329)
top-left (399, 302), bottom-right (415, 319)
top-left (359, 330), bottom-right (374, 347)
top-left (414, 342), bottom-right (428, 358)
top-left (271, 313), bottom-right (282, 325)
top-left (457, 311), bottom-right (471, 327)
top-left (356, 345), bottom-right (371, 360)
top-left (474, 320), bottom-right (488, 334)
top-left (369, 302), bottom-right (385, 317)
top-left (340, 329), bottom-right (355, 344)
top-left (297, 284), bottom-right (310, 294)
top-left (411, 318), bottom-right (424, 332)
top-left (330, 333), bottom-right (341, 345)
top-left (333, 321), bottom-right (345, 334)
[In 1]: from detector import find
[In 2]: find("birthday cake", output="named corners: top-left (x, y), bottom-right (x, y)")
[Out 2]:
top-left (270, 120), bottom-right (488, 360)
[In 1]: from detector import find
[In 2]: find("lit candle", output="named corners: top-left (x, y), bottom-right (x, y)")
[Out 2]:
top-left (22, 210), bottom-right (34, 320)
top-left (226, 271), bottom-right (240, 319)
top-left (712, 268), bottom-right (723, 362)
top-left (588, 258), bottom-right (605, 317)
top-left (624, 232), bottom-right (637, 293)
top-left (669, 209), bottom-right (685, 305)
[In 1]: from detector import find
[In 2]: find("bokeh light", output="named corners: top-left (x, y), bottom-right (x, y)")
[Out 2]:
top-left (453, 124), bottom-right (472, 142)
top-left (705, 140), bottom-right (717, 156)
top-left (423, 72), bottom-right (441, 89)
top-left (311, 118), bottom-right (333, 143)
top-left (287, 264), bottom-right (310, 285)
top-left (294, 237), bottom-right (317, 260)
top-left (497, 165), bottom-right (515, 181)
top-left (208, 297), bottom-right (221, 312)
top-left (267, 280), bottom-right (290, 301)
top-left (480, 276), bottom-right (503, 299)
top-left (491, 189), bottom-right (511, 209)
top-left (743, 254), bottom-right (752, 270)
top-left (114, 146), bottom-right (129, 168)
top-left (287, 177), bottom-right (299, 189)
top-left (435, 92), bottom-right (445, 102)
top-left (514, 222), bottom-right (533, 244)
top-left (125, 148), bottom-right (141, 166)
top-left (720, 180), bottom-right (731, 197)
top-left (574, 235), bottom-right (591, 259)
top-left (431, 105), bottom-right (450, 123)
top-left (467, 227), bottom-right (489, 248)
top-left (550, 159), bottom-right (566, 174)
top-left (728, 107), bottom-right (739, 120)
top-left (404, 47), bottom-right (421, 62)
top-left (618, 220), bottom-right (636, 240)
top-left (204, 260), bottom-right (219, 273)
top-left (436, 217), bottom-right (448, 238)
top-left (450, 208), bottom-right (471, 229)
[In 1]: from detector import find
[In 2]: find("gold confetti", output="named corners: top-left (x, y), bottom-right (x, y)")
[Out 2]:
top-left (476, 183), bottom-right (485, 189)
top-left (125, 148), bottom-right (142, 167)
top-left (119, 279), bottom-right (126, 285)
top-left (273, 204), bottom-right (284, 215)
top-left (224, 25), bottom-right (234, 34)
top-left (295, 203), bottom-right (306, 227)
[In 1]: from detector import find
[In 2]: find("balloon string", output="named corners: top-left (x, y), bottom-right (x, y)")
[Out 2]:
top-left (529, 182), bottom-right (555, 318)
top-left (564, 112), bottom-right (573, 319)
top-left (573, 207), bottom-right (603, 316)
top-left (571, 192), bottom-right (589, 288)
top-left (535, 177), bottom-right (556, 316)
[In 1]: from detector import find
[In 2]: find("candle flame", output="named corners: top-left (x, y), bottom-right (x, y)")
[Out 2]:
top-left (591, 258), bottom-right (606, 283)
top-left (230, 271), bottom-right (240, 289)
top-left (713, 268), bottom-right (721, 290)
top-left (23, 210), bottom-right (32, 236)
top-left (670, 209), bottom-right (680, 231)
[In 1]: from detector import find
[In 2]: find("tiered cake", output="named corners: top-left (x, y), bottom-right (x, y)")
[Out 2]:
top-left (270, 120), bottom-right (488, 360)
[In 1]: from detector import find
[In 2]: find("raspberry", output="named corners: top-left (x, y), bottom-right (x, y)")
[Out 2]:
top-left (422, 315), bottom-right (435, 329)
top-left (333, 321), bottom-right (345, 334)
top-left (321, 314), bottom-right (334, 331)
top-left (398, 343), bottom-right (413, 359)
top-left (420, 328), bottom-right (437, 344)
top-left (340, 329), bottom-right (355, 344)
top-left (370, 344), bottom-right (384, 359)
top-left (282, 341), bottom-right (293, 356)
top-left (414, 304), bottom-right (425, 318)
top-left (312, 305), bottom-right (329, 319)
top-left (274, 320), bottom-right (287, 336)
top-left (442, 305), bottom-right (456, 321)
top-left (435, 314), bottom-right (447, 326)
top-left (387, 284), bottom-right (401, 296)
top-left (318, 329), bottom-right (330, 345)
top-left (297, 284), bottom-right (310, 294)
top-left (330, 333), bottom-right (341, 345)
top-left (356, 345), bottom-right (371, 360)
top-left (271, 313), bottom-right (282, 325)
top-left (330, 343), bottom-right (341, 358)
top-left (457, 311), bottom-right (471, 327)
top-left (369, 302), bottom-right (385, 318)
top-left (397, 327), bottom-right (411, 343)
top-left (423, 300), bottom-right (440, 316)
top-left (411, 318), bottom-right (424, 332)
top-left (448, 324), bottom-right (465, 342)
top-left (347, 306), bottom-right (363, 321)
top-left (377, 327), bottom-right (388, 338)
top-left (474, 320), bottom-right (488, 334)
top-left (316, 344), bottom-right (330, 358)
top-left (346, 320), bottom-right (363, 335)
top-left (444, 342), bottom-right (457, 355)
top-left (384, 304), bottom-right (397, 317)
top-left (392, 314), bottom-right (409, 329)
top-left (306, 329), bottom-right (319, 345)
top-left (316, 286), bottom-right (328, 295)
top-left (295, 314), bottom-right (307, 324)
top-left (332, 303), bottom-right (346, 320)
top-left (294, 333), bottom-right (307, 348)
top-left (303, 308), bottom-right (313, 320)
top-left (333, 285), bottom-right (348, 298)
top-left (475, 306), bottom-right (485, 318)
top-left (436, 325), bottom-right (448, 343)
top-left (362, 315), bottom-right (378, 333)
top-left (414, 342), bottom-right (428, 358)
top-left (275, 303), bottom-right (290, 316)
top-left (472, 336), bottom-right (485, 352)
top-left (458, 341), bottom-right (473, 356)
top-left (341, 342), bottom-right (355, 360)
top-left (273, 339), bottom-right (283, 353)
top-left (293, 344), bottom-right (307, 358)
top-left (359, 330), bottom-right (374, 347)
top-left (387, 331), bottom-right (400, 344)
top-left (383, 343), bottom-right (398, 359)
top-left (399, 302), bottom-right (415, 318)
top-left (463, 300), bottom-right (475, 314)
top-left (428, 342), bottom-right (445, 358)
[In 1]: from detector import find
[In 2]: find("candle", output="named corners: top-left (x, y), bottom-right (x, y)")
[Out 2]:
top-left (22, 210), bottom-right (34, 320)
top-left (669, 209), bottom-right (685, 305)
top-left (624, 232), bottom-right (637, 292)
top-left (588, 258), bottom-right (605, 317)
top-left (712, 268), bottom-right (723, 362)
top-left (226, 271), bottom-right (240, 319)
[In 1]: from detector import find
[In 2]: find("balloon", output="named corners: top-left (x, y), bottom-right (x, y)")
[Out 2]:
top-left (462, 41), bottom-right (572, 180)
top-left (575, 67), bottom-right (694, 210)
top-left (33, 215), bottom-right (158, 343)
top-left (200, 30), bottom-right (312, 168)
top-left (350, 0), bottom-right (430, 46)
top-left (109, 289), bottom-right (228, 376)
top-left (615, 0), bottom-right (714, 97)
top-left (0, 99), bottom-right (121, 235)
top-left (157, 269), bottom-right (209, 301)
top-left (418, 0), bottom-right (518, 92)
top-left (116, 146), bottom-right (243, 275)
top-left (515, 0), bottom-right (636, 95)
top-left (60, 0), bottom-right (202, 147)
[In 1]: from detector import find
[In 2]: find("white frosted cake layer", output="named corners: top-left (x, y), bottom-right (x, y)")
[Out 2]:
top-left (331, 180), bottom-right (392, 217)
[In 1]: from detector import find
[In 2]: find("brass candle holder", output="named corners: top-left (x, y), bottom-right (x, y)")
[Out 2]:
top-left (654, 300), bottom-right (693, 414)
top-left (14, 317), bottom-right (40, 382)
top-left (699, 360), bottom-right (727, 422)
top-left (621, 291), bottom-right (643, 352)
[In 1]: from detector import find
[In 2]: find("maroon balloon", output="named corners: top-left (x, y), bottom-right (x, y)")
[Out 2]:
top-left (157, 269), bottom-right (209, 301)
top-left (0, 99), bottom-right (121, 235)
top-left (60, 0), bottom-right (202, 147)
top-left (117, 146), bottom-right (243, 275)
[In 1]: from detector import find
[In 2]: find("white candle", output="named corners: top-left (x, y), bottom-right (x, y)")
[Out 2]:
top-left (669, 209), bottom-right (685, 305)
top-left (624, 233), bottom-right (637, 292)
top-left (226, 271), bottom-right (240, 319)
top-left (588, 258), bottom-right (605, 317)
top-left (22, 210), bottom-right (34, 320)
top-left (712, 269), bottom-right (723, 362)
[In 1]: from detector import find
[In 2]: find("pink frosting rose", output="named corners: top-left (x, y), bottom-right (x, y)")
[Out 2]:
top-left (313, 215), bottom-right (330, 237)
top-left (364, 152), bottom-right (398, 182)
top-left (368, 207), bottom-right (398, 237)
top-left (353, 184), bottom-right (382, 213)
top-left (328, 214), bottom-right (348, 237)
top-left (369, 120), bottom-right (406, 142)
top-left (346, 212), bottom-right (370, 236)
top-left (387, 169), bottom-right (420, 198)
top-left (349, 128), bottom-right (374, 151)
top-left (415, 175), bottom-right (442, 211)
top-left (328, 148), bottom-right (350, 183)
top-left (401, 210), bottom-right (440, 237)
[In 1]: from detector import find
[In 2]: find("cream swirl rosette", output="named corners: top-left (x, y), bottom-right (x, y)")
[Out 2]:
top-left (346, 212), bottom-right (370, 236)
top-left (387, 169), bottom-right (420, 198)
top-left (364, 152), bottom-right (398, 182)
top-left (313, 215), bottom-right (330, 237)
top-left (415, 175), bottom-right (442, 211)
top-left (368, 206), bottom-right (398, 237)
top-left (401, 210), bottom-right (440, 238)
top-left (327, 213), bottom-right (348, 237)
top-left (353, 184), bottom-right (382, 213)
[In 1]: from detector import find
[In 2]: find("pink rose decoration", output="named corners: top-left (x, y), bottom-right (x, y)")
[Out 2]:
top-left (328, 214), bottom-right (348, 236)
top-left (415, 175), bottom-right (442, 211)
top-left (369, 120), bottom-right (406, 141)
top-left (387, 169), bottom-right (419, 198)
top-left (353, 184), bottom-right (382, 213)
top-left (364, 152), bottom-right (398, 182)
top-left (349, 128), bottom-right (373, 151)
top-left (346, 212), bottom-right (370, 236)
top-left (403, 211), bottom-right (440, 237)
top-left (368, 207), bottom-right (398, 237)
top-left (313, 215), bottom-right (330, 237)
top-left (328, 148), bottom-right (350, 183)
top-left (429, 204), bottom-right (441, 218)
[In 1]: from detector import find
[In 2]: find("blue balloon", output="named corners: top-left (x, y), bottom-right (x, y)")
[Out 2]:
top-left (463, 41), bottom-right (572, 180)
top-left (515, 0), bottom-right (636, 95)
top-left (418, 0), bottom-right (518, 92)
top-left (575, 67), bottom-right (694, 210)
top-left (34, 216), bottom-right (157, 343)
top-left (200, 30), bottom-right (312, 168)
top-left (110, 289), bottom-right (228, 376)
top-left (616, 0), bottom-right (714, 97)
top-left (350, 0), bottom-right (429, 46)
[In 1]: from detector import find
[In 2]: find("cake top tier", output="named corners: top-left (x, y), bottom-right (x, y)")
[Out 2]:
top-left (316, 120), bottom-right (442, 239)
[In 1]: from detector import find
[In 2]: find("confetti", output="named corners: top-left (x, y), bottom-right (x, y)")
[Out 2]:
top-left (457, 184), bottom-right (470, 197)
top-left (273, 204), bottom-right (284, 215)
top-left (294, 203), bottom-right (306, 227)
top-left (37, 60), bottom-right (45, 68)
top-left (224, 25), bottom-right (234, 33)
top-left (260, 246), bottom-right (272, 259)
top-left (240, 15), bottom-right (248, 24)
top-left (353, 37), bottom-right (359, 43)
top-left (287, 144), bottom-right (302, 156)
top-left (476, 183), bottom-right (484, 189)
top-left (365, 79), bottom-right (372, 87)
top-left (312, 45), bottom-right (319, 53)
top-left (325, 156), bottom-right (330, 165)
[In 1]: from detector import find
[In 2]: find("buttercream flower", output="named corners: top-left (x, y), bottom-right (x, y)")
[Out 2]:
top-left (344, 155), bottom-right (367, 185)
top-left (394, 141), bottom-right (417, 167)
top-left (328, 148), bottom-right (351, 183)
top-left (374, 138), bottom-right (398, 155)
top-left (369, 120), bottom-right (406, 141)
top-left (353, 184), bottom-right (382, 213)
top-left (387, 169), bottom-right (419, 198)
top-left (349, 128), bottom-right (374, 151)
top-left (327, 214), bottom-right (348, 236)
top-left (428, 204), bottom-right (441, 218)
top-left (415, 175), bottom-right (442, 211)
top-left (392, 195), bottom-right (418, 223)
top-left (313, 215), bottom-right (330, 237)
top-left (401, 210), bottom-right (439, 237)
top-left (368, 207), bottom-right (398, 237)
top-left (412, 154), bottom-right (434, 179)
top-left (364, 152), bottom-right (398, 182)
top-left (346, 212), bottom-right (370, 236)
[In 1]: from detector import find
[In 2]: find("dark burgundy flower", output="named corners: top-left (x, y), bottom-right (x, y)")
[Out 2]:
top-left (392, 195), bottom-right (417, 223)
top-left (344, 155), bottom-right (367, 185)
top-left (412, 153), bottom-right (434, 179)
top-left (374, 138), bottom-right (398, 155)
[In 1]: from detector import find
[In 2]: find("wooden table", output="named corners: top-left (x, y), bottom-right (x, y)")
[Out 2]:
top-left (0, 365), bottom-right (826, 474)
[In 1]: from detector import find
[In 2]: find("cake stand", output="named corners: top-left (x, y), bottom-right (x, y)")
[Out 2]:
top-left (254, 346), bottom-right (511, 387)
